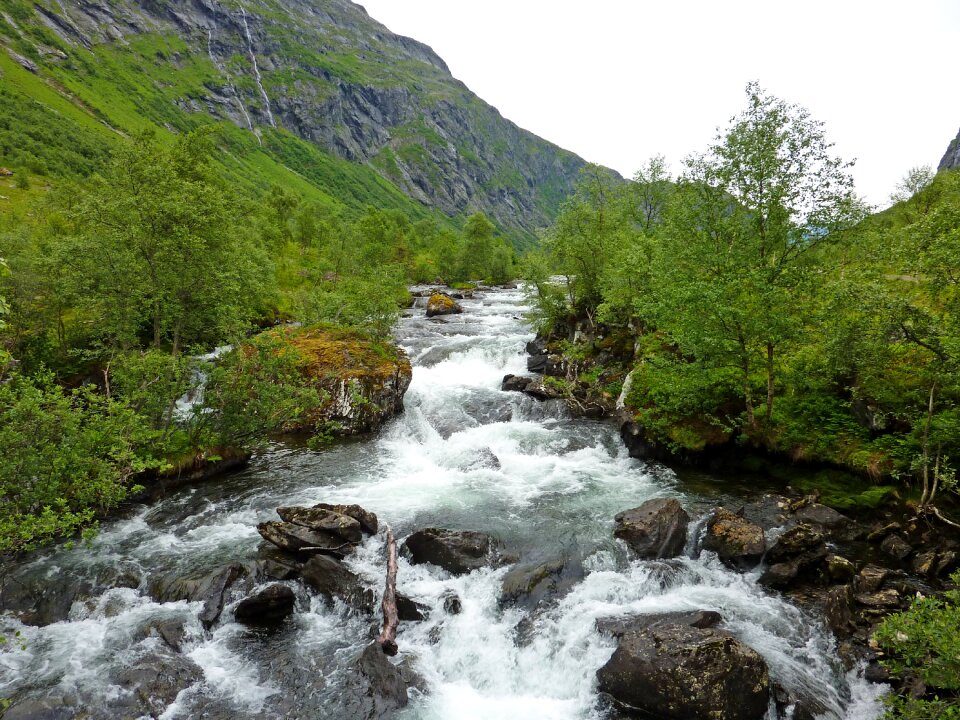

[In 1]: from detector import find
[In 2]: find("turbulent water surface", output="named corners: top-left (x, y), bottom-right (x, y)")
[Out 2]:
top-left (0, 288), bottom-right (885, 719)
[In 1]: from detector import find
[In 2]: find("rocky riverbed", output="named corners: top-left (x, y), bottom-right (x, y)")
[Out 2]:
top-left (0, 285), bottom-right (901, 719)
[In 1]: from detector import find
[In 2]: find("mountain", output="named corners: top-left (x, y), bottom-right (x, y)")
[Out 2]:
top-left (939, 126), bottom-right (960, 171)
top-left (0, 0), bottom-right (595, 244)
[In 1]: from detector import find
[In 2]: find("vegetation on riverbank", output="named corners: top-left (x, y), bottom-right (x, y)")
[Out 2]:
top-left (0, 124), bottom-right (512, 552)
top-left (526, 83), bottom-right (960, 520)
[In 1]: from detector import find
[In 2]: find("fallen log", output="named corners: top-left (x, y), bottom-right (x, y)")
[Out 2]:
top-left (378, 526), bottom-right (399, 656)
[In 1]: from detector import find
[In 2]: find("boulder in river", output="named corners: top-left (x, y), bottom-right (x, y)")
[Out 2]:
top-left (403, 528), bottom-right (506, 575)
top-left (110, 648), bottom-right (203, 718)
top-left (234, 584), bottom-right (296, 625)
top-left (595, 609), bottom-right (722, 638)
top-left (257, 521), bottom-right (354, 558)
top-left (339, 642), bottom-right (409, 719)
top-left (277, 506), bottom-right (363, 543)
top-left (702, 508), bottom-right (766, 569)
top-left (258, 326), bottom-right (412, 436)
top-left (499, 550), bottom-right (584, 610)
top-left (501, 374), bottom-right (532, 392)
top-left (396, 593), bottom-right (429, 622)
top-left (148, 563), bottom-right (249, 628)
top-left (425, 293), bottom-right (463, 317)
top-left (309, 502), bottom-right (379, 535)
top-left (614, 499), bottom-right (690, 559)
top-left (301, 554), bottom-right (375, 612)
top-left (596, 624), bottom-right (770, 720)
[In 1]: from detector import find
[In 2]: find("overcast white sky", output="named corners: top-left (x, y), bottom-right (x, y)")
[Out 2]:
top-left (359, 0), bottom-right (960, 208)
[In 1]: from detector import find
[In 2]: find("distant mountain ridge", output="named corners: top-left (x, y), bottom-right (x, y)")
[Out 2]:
top-left (0, 0), bottom-right (604, 243)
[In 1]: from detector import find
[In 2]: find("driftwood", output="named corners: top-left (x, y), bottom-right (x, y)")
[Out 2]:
top-left (378, 526), bottom-right (399, 655)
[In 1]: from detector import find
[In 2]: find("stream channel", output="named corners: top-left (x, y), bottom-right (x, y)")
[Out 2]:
top-left (0, 287), bottom-right (886, 719)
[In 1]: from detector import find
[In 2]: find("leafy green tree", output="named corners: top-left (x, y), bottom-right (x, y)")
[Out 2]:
top-left (57, 130), bottom-right (268, 354)
top-left (645, 82), bottom-right (863, 433)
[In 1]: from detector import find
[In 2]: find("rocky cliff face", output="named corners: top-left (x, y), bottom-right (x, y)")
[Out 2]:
top-left (4, 0), bottom-right (594, 241)
top-left (939, 127), bottom-right (960, 171)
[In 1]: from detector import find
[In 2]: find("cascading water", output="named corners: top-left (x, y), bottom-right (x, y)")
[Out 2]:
top-left (206, 28), bottom-right (257, 141)
top-left (0, 287), bottom-right (886, 719)
top-left (239, 5), bottom-right (276, 129)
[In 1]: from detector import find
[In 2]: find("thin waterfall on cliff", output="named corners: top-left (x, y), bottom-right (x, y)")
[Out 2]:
top-left (239, 5), bottom-right (276, 129)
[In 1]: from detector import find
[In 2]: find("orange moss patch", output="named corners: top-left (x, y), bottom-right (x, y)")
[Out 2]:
top-left (267, 325), bottom-right (411, 382)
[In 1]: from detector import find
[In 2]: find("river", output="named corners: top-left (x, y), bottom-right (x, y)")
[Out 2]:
top-left (0, 287), bottom-right (885, 719)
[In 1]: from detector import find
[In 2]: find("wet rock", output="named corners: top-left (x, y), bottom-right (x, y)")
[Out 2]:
top-left (824, 584), bottom-right (857, 636)
top-left (442, 590), bottom-right (462, 615)
top-left (148, 564), bottom-right (247, 628)
top-left (111, 650), bottom-right (203, 718)
top-left (498, 550), bottom-right (584, 610)
top-left (865, 661), bottom-right (890, 683)
top-left (793, 503), bottom-right (852, 533)
top-left (614, 499), bottom-right (690, 559)
top-left (936, 550), bottom-right (959, 576)
top-left (767, 524), bottom-right (827, 562)
top-left (142, 617), bottom-right (188, 652)
top-left (397, 656), bottom-right (428, 694)
top-left (526, 353), bottom-right (564, 375)
top-left (856, 589), bottom-right (901, 608)
top-left (256, 547), bottom-right (304, 581)
top-left (521, 377), bottom-right (565, 401)
top-left (702, 508), bottom-right (766, 569)
top-left (234, 584), bottom-right (296, 625)
top-left (425, 293), bottom-right (462, 317)
top-left (339, 642), bottom-right (408, 719)
top-left (596, 624), bottom-right (770, 720)
top-left (257, 521), bottom-right (353, 558)
top-left (0, 574), bottom-right (91, 627)
top-left (312, 503), bottom-right (379, 535)
top-left (396, 593), bottom-right (429, 622)
top-left (867, 521), bottom-right (901, 542)
top-left (595, 610), bottom-right (722, 638)
top-left (759, 559), bottom-right (801, 588)
top-left (501, 374), bottom-right (532, 392)
top-left (525, 336), bottom-right (547, 356)
top-left (403, 528), bottom-right (505, 575)
top-left (826, 555), bottom-right (857, 582)
top-left (301, 555), bottom-right (375, 613)
top-left (1, 698), bottom-right (76, 720)
top-left (912, 550), bottom-right (938, 577)
top-left (857, 565), bottom-right (889, 593)
top-left (277, 506), bottom-right (363, 543)
top-left (881, 534), bottom-right (913, 561)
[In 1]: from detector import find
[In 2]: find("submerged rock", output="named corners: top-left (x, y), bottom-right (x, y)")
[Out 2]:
top-left (597, 624), bottom-right (770, 720)
top-left (301, 555), bottom-right (375, 613)
top-left (499, 550), bottom-right (583, 610)
top-left (595, 610), bottom-right (722, 638)
top-left (614, 499), bottom-right (690, 559)
top-left (1, 698), bottom-right (76, 720)
top-left (403, 528), bottom-right (505, 575)
top-left (702, 508), bottom-right (766, 569)
top-left (425, 293), bottom-right (463, 317)
top-left (339, 642), bottom-right (409, 719)
top-left (234, 584), bottom-right (296, 625)
top-left (110, 649), bottom-right (203, 718)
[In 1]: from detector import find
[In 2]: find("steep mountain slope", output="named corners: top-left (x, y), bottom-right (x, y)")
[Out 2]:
top-left (0, 0), bottom-right (593, 243)
top-left (939, 126), bottom-right (960, 171)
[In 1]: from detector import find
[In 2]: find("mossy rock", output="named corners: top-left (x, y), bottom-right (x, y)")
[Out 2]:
top-left (425, 293), bottom-right (463, 317)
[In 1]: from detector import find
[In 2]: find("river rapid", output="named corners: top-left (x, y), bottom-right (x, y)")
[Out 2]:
top-left (0, 287), bottom-right (886, 719)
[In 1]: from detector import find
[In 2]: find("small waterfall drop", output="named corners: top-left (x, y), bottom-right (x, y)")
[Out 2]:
top-left (239, 5), bottom-right (276, 129)
top-left (206, 27), bottom-right (258, 143)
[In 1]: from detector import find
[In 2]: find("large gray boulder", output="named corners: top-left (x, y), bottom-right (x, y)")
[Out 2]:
top-left (614, 499), bottom-right (690, 559)
top-left (234, 584), bottom-right (296, 625)
top-left (499, 550), bottom-right (583, 610)
top-left (277, 506), bottom-right (363, 543)
top-left (256, 521), bottom-right (353, 558)
top-left (597, 624), bottom-right (770, 720)
top-left (403, 528), bottom-right (505, 575)
top-left (338, 642), bottom-right (409, 719)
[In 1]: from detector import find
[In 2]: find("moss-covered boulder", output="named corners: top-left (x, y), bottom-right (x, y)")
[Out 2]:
top-left (278, 326), bottom-right (412, 436)
top-left (425, 293), bottom-right (463, 317)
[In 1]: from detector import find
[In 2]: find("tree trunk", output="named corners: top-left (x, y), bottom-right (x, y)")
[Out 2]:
top-left (378, 526), bottom-right (399, 656)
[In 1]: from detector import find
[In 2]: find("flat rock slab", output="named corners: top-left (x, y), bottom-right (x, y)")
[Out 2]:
top-left (614, 498), bottom-right (690, 559)
top-left (595, 610), bottom-right (723, 638)
top-left (312, 503), bottom-right (379, 535)
top-left (277, 506), bottom-right (362, 543)
top-left (257, 521), bottom-right (353, 558)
